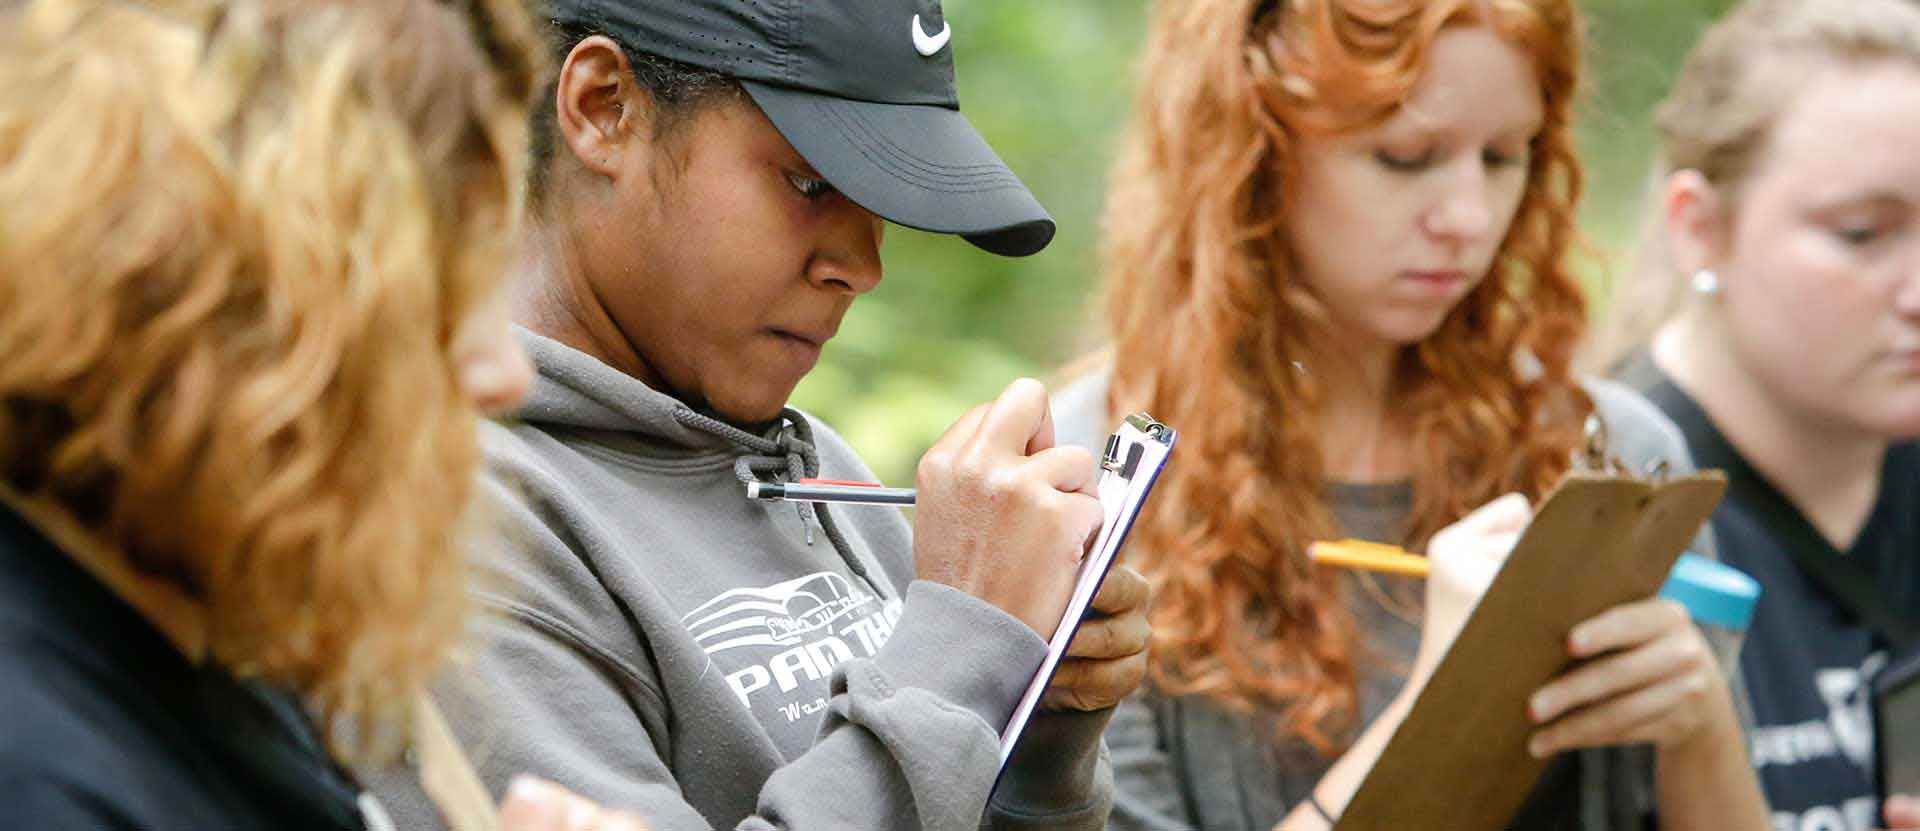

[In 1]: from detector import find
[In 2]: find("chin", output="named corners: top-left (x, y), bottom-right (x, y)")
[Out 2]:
top-left (1865, 398), bottom-right (1920, 442)
top-left (1368, 315), bottom-right (1453, 348)
top-left (708, 384), bottom-right (800, 426)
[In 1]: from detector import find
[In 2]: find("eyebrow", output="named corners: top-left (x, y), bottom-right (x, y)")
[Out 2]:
top-left (1373, 117), bottom-right (1542, 145)
top-left (1811, 189), bottom-right (1913, 212)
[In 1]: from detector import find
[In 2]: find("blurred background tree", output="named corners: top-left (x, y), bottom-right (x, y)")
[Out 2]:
top-left (793, 0), bottom-right (1741, 484)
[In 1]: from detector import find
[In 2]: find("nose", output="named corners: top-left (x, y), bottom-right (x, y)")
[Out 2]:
top-left (1895, 249), bottom-right (1920, 321)
top-left (808, 199), bottom-right (884, 296)
top-left (452, 294), bottom-right (533, 417)
top-left (1422, 158), bottom-right (1494, 247)
top-left (461, 338), bottom-right (533, 417)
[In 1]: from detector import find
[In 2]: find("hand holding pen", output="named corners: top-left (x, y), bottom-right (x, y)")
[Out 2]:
top-left (900, 379), bottom-right (1104, 641)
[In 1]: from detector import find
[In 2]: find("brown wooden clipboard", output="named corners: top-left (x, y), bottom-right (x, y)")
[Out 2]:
top-left (1333, 470), bottom-right (1727, 831)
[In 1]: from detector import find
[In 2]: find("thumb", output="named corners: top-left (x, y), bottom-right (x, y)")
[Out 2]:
top-left (1886, 794), bottom-right (1920, 828)
top-left (1457, 492), bottom-right (1532, 536)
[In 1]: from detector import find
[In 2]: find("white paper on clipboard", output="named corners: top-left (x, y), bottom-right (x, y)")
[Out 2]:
top-left (996, 412), bottom-right (1176, 773)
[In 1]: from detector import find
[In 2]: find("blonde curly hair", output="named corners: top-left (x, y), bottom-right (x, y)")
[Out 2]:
top-left (0, 0), bottom-right (540, 760)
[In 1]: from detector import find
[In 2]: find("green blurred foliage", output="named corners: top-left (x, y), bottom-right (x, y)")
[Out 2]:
top-left (793, 0), bottom-right (1740, 485)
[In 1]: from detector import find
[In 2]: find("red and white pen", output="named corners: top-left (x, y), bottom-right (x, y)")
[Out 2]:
top-left (745, 478), bottom-right (917, 507)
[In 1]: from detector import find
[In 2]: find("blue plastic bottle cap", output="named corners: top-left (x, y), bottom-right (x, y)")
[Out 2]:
top-left (1658, 553), bottom-right (1761, 631)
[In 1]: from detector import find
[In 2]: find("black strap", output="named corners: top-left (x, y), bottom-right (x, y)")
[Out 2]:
top-left (1735, 478), bottom-right (1920, 653)
top-left (1631, 358), bottom-right (1920, 654)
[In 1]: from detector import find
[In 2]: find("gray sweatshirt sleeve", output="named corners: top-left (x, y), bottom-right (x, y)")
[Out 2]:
top-left (368, 469), bottom-right (1090, 831)
top-left (1103, 693), bottom-right (1196, 830)
top-left (987, 707), bottom-right (1115, 829)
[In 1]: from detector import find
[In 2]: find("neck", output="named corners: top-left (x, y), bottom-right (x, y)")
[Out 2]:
top-left (511, 210), bottom-right (659, 387)
top-left (1655, 313), bottom-right (1887, 549)
top-left (1314, 335), bottom-right (1409, 484)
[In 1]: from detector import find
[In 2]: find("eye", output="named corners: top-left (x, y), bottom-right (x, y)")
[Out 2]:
top-left (1375, 148), bottom-right (1434, 173)
top-left (1483, 146), bottom-right (1530, 170)
top-left (785, 170), bottom-right (835, 200)
top-left (1833, 225), bottom-right (1885, 247)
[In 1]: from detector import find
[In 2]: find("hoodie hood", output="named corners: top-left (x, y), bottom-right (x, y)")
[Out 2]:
top-left (507, 326), bottom-right (872, 572)
top-left (511, 326), bottom-right (752, 452)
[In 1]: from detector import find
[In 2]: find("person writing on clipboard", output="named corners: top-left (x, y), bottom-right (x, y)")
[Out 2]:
top-left (362, 1), bottom-right (1149, 829)
top-left (1051, 0), bottom-right (1768, 829)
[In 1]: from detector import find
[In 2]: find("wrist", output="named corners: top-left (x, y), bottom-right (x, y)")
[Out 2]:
top-left (1660, 681), bottom-right (1744, 762)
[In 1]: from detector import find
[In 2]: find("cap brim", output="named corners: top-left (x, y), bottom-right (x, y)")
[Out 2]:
top-left (742, 81), bottom-right (1056, 258)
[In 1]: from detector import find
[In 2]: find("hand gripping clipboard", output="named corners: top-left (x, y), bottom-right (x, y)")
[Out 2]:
top-left (995, 413), bottom-right (1176, 775)
top-left (1335, 420), bottom-right (1727, 831)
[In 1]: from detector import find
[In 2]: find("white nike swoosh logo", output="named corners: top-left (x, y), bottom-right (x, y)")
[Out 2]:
top-left (912, 14), bottom-right (950, 57)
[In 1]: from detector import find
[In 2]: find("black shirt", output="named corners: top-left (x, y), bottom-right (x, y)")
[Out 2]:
top-left (1625, 356), bottom-right (1920, 831)
top-left (0, 504), bottom-right (373, 830)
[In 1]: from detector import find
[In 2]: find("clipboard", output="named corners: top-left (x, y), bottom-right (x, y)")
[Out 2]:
top-left (1334, 421), bottom-right (1727, 831)
top-left (996, 412), bottom-right (1176, 773)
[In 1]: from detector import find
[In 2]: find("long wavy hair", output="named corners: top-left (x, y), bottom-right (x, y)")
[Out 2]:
top-left (1598, 0), bottom-right (1920, 366)
top-left (0, 0), bottom-right (540, 761)
top-left (1103, 0), bottom-right (1590, 752)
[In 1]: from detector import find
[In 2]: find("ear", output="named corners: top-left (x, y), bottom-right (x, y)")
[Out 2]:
top-left (553, 36), bottom-right (644, 180)
top-left (1663, 169), bottom-right (1730, 278)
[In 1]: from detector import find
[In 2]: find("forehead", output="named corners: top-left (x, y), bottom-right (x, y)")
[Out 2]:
top-left (1754, 58), bottom-right (1920, 198)
top-left (1388, 24), bottom-right (1544, 135)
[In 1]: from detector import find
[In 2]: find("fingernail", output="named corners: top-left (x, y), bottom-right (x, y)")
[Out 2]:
top-left (506, 775), bottom-right (544, 803)
top-left (1528, 736), bottom-right (1550, 758)
top-left (603, 816), bottom-right (648, 831)
top-left (1529, 692), bottom-right (1552, 722)
top-left (1568, 629), bottom-right (1589, 655)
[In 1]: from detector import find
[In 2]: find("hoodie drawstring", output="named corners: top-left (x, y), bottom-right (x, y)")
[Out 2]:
top-left (671, 407), bottom-right (879, 596)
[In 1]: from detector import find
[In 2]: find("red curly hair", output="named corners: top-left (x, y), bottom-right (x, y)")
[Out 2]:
top-left (1102, 0), bottom-right (1591, 752)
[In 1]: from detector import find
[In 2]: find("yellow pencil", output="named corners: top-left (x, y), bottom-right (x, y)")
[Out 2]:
top-left (1309, 539), bottom-right (1430, 578)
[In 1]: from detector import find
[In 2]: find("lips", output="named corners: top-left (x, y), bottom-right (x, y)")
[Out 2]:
top-left (1397, 268), bottom-right (1466, 295)
top-left (764, 326), bottom-right (838, 374)
top-left (1402, 269), bottom-right (1468, 286)
top-left (769, 326), bottom-right (835, 349)
top-left (1890, 348), bottom-right (1920, 375)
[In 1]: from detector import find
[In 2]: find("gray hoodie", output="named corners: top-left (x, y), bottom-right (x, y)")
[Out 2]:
top-left (367, 329), bottom-right (1113, 830)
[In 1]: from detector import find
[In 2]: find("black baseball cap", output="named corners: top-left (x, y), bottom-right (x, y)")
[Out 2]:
top-left (546, 0), bottom-right (1056, 257)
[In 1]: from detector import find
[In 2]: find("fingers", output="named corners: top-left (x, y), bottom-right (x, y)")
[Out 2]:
top-left (1427, 492), bottom-right (1529, 579)
top-left (1886, 794), bottom-right (1920, 829)
top-left (1087, 565), bottom-right (1150, 616)
top-left (1527, 672), bottom-right (1704, 757)
top-left (1529, 625), bottom-right (1704, 724)
top-left (928, 400), bottom-right (993, 454)
top-left (1451, 492), bottom-right (1532, 537)
top-left (1023, 445), bottom-right (1099, 496)
top-left (1568, 598), bottom-right (1691, 658)
top-left (1028, 391), bottom-right (1058, 456)
top-left (1527, 602), bottom-right (1722, 756)
top-left (972, 378), bottom-right (1053, 456)
top-left (1451, 528), bottom-right (1522, 577)
top-left (1040, 651), bottom-right (1149, 712)
top-left (499, 777), bottom-right (650, 831)
top-left (1026, 487), bottom-right (1104, 562)
top-left (1067, 608), bottom-right (1150, 661)
top-left (500, 777), bottom-right (587, 831)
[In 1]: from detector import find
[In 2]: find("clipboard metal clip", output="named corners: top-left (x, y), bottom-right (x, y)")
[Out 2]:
top-left (1574, 413), bottom-right (1672, 483)
top-left (1102, 413), bottom-right (1173, 476)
